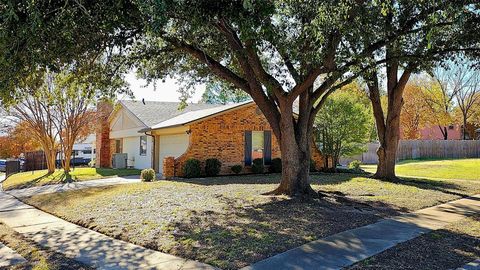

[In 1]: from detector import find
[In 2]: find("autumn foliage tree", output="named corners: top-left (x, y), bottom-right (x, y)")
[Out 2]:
top-left (400, 79), bottom-right (434, 139)
top-left (0, 121), bottom-right (41, 158)
top-left (423, 69), bottom-right (463, 139)
top-left (8, 71), bottom-right (112, 174)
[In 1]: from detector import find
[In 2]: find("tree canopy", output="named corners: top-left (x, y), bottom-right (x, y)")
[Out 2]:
top-left (201, 81), bottom-right (251, 104)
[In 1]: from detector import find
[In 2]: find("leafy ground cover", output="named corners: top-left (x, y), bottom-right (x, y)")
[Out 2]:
top-left (362, 158), bottom-right (480, 181)
top-left (2, 168), bottom-right (141, 190)
top-left (23, 169), bottom-right (480, 269)
top-left (0, 222), bottom-right (92, 270)
top-left (349, 214), bottom-right (480, 270)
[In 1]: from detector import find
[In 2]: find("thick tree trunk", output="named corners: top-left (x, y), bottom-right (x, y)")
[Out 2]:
top-left (264, 106), bottom-right (316, 197)
top-left (265, 130), bottom-right (315, 196)
top-left (374, 129), bottom-right (400, 180)
top-left (367, 62), bottom-right (412, 181)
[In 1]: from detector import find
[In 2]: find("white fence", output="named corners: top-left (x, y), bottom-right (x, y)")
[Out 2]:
top-left (340, 140), bottom-right (480, 165)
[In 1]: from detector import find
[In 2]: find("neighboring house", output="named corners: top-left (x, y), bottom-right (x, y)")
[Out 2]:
top-left (418, 124), bottom-right (462, 140)
top-left (400, 124), bottom-right (463, 140)
top-left (96, 100), bottom-right (327, 176)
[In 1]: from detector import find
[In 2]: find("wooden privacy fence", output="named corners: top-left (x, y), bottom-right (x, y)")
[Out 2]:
top-left (397, 140), bottom-right (480, 160)
top-left (24, 151), bottom-right (48, 171)
top-left (340, 140), bottom-right (480, 165)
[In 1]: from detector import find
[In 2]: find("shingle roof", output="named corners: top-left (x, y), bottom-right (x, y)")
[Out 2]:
top-left (120, 99), bottom-right (297, 132)
top-left (119, 100), bottom-right (221, 127)
top-left (150, 101), bottom-right (253, 130)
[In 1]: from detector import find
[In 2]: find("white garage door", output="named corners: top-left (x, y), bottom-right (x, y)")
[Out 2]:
top-left (158, 134), bottom-right (190, 173)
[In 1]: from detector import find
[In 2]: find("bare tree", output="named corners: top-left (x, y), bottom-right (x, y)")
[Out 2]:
top-left (51, 75), bottom-right (96, 173)
top-left (423, 69), bottom-right (463, 140)
top-left (9, 74), bottom-right (59, 173)
top-left (455, 70), bottom-right (480, 140)
top-left (433, 62), bottom-right (480, 140)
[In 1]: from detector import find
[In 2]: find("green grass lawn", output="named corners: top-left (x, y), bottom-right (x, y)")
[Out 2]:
top-left (2, 167), bottom-right (141, 190)
top-left (362, 158), bottom-right (480, 181)
top-left (23, 167), bottom-right (480, 269)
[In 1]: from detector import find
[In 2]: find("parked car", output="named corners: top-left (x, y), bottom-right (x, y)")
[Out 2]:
top-left (56, 157), bottom-right (91, 167)
top-left (0, 159), bottom-right (6, 172)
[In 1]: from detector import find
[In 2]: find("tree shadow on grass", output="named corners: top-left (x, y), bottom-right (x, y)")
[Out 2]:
top-left (163, 194), bottom-right (402, 270)
top-left (172, 172), bottom-right (362, 186)
top-left (378, 176), bottom-right (470, 197)
top-left (9, 172), bottom-right (56, 190)
top-left (9, 171), bottom-right (77, 190)
top-left (172, 172), bottom-right (471, 199)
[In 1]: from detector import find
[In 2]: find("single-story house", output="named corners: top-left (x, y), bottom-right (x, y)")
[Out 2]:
top-left (95, 100), bottom-right (328, 176)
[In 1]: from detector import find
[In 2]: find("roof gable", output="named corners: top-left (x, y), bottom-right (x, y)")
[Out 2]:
top-left (111, 108), bottom-right (144, 131)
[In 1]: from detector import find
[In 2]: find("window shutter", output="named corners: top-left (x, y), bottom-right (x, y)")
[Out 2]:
top-left (244, 131), bottom-right (252, 166)
top-left (264, 130), bottom-right (272, 165)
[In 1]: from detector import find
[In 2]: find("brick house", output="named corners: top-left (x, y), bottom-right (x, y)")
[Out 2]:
top-left (96, 100), bottom-right (327, 177)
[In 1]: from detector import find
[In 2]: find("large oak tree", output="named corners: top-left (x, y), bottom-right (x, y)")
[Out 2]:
top-left (1, 0), bottom-right (479, 195)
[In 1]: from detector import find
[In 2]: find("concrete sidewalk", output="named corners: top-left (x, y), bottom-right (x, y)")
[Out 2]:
top-left (243, 195), bottom-right (480, 270)
top-left (0, 192), bottom-right (216, 270)
top-left (0, 242), bottom-right (27, 267)
top-left (5, 175), bottom-right (141, 198)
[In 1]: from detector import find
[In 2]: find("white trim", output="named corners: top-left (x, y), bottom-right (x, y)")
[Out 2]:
top-left (110, 128), bottom-right (144, 139)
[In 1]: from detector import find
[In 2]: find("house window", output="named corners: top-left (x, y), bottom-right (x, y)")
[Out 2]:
top-left (115, 139), bottom-right (123, 153)
top-left (83, 150), bottom-right (92, 154)
top-left (244, 131), bottom-right (272, 166)
top-left (139, 136), bottom-right (147, 156)
top-left (252, 131), bottom-right (264, 161)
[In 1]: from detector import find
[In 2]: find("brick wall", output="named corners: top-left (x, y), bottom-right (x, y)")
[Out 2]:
top-left (95, 101), bottom-right (114, 168)
top-left (173, 104), bottom-right (327, 176)
top-left (163, 157), bottom-right (175, 179)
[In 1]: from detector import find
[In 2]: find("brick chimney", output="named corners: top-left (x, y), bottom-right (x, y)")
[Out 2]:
top-left (95, 101), bottom-right (114, 168)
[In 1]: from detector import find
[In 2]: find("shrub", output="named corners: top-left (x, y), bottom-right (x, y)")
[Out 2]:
top-left (205, 158), bottom-right (222, 177)
top-left (183, 158), bottom-right (201, 178)
top-left (269, 158), bottom-right (282, 173)
top-left (251, 158), bottom-right (265, 174)
top-left (141, 168), bottom-right (156, 182)
top-left (310, 159), bottom-right (317, 172)
top-left (348, 160), bottom-right (362, 170)
top-left (231, 165), bottom-right (243, 174)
